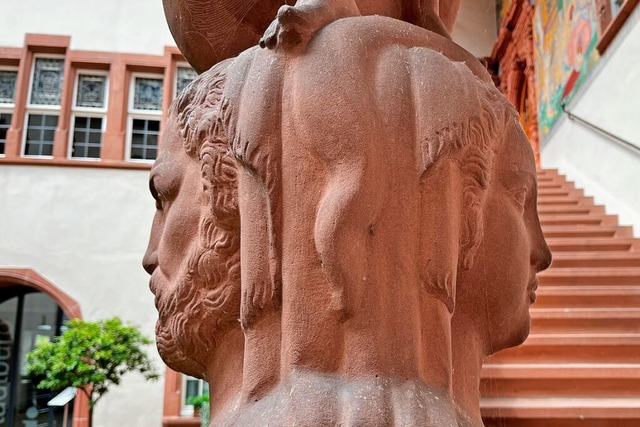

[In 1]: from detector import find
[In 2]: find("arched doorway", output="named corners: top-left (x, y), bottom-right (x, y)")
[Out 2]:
top-left (0, 268), bottom-right (87, 427)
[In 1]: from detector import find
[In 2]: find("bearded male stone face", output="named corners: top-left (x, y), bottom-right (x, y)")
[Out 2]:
top-left (143, 65), bottom-right (240, 378)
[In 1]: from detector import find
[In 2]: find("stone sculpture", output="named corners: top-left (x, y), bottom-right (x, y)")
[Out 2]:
top-left (162, 0), bottom-right (461, 72)
top-left (145, 1), bottom-right (552, 425)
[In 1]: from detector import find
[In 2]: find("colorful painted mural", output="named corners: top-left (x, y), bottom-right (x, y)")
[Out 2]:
top-left (533, 0), bottom-right (600, 136)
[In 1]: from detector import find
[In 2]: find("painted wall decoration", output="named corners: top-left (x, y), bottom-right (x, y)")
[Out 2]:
top-left (533, 0), bottom-right (600, 136)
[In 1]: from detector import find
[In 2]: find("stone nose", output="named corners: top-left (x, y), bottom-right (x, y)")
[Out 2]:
top-left (531, 237), bottom-right (553, 273)
top-left (142, 248), bottom-right (158, 275)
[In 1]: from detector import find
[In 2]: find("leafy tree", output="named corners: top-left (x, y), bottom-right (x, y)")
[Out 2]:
top-left (26, 317), bottom-right (159, 427)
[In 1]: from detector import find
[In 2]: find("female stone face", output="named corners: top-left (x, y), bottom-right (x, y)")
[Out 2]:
top-left (456, 118), bottom-right (552, 353)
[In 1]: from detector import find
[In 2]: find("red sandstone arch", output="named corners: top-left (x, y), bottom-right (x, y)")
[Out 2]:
top-left (0, 268), bottom-right (82, 318)
top-left (0, 267), bottom-right (89, 427)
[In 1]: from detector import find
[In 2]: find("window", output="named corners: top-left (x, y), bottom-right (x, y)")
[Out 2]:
top-left (24, 114), bottom-right (58, 156)
top-left (0, 113), bottom-right (10, 155)
top-left (71, 117), bottom-right (102, 158)
top-left (182, 376), bottom-right (209, 416)
top-left (69, 72), bottom-right (108, 159)
top-left (175, 65), bottom-right (197, 97)
top-left (130, 118), bottom-right (160, 160)
top-left (0, 69), bottom-right (18, 104)
top-left (24, 57), bottom-right (64, 157)
top-left (29, 58), bottom-right (64, 106)
top-left (0, 69), bottom-right (17, 155)
top-left (127, 75), bottom-right (163, 161)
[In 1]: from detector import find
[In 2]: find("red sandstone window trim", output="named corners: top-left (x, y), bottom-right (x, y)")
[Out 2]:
top-left (0, 34), bottom-right (188, 169)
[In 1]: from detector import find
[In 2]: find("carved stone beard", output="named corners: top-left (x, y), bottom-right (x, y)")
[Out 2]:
top-left (155, 215), bottom-right (241, 379)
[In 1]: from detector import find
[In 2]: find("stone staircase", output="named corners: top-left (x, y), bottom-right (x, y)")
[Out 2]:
top-left (481, 169), bottom-right (640, 427)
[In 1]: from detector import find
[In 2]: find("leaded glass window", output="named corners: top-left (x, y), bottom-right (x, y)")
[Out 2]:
top-left (30, 58), bottom-right (64, 106)
top-left (71, 116), bottom-right (102, 158)
top-left (24, 114), bottom-right (58, 156)
top-left (0, 113), bottom-right (11, 154)
top-left (176, 67), bottom-right (197, 96)
top-left (76, 75), bottom-right (107, 108)
top-left (130, 118), bottom-right (159, 160)
top-left (133, 78), bottom-right (163, 111)
top-left (0, 71), bottom-right (18, 104)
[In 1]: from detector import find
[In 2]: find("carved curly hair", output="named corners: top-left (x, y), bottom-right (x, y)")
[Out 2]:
top-left (156, 61), bottom-right (241, 378)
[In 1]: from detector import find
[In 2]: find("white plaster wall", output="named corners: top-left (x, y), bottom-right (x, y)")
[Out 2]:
top-left (452, 0), bottom-right (498, 57)
top-left (541, 6), bottom-right (640, 236)
top-left (1, 0), bottom-right (175, 55)
top-left (0, 165), bottom-right (161, 427)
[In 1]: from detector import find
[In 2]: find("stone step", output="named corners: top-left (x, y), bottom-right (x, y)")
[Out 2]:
top-left (486, 333), bottom-right (640, 363)
top-left (537, 181), bottom-right (569, 189)
top-left (480, 363), bottom-right (640, 398)
top-left (482, 362), bottom-right (640, 380)
top-left (537, 194), bottom-right (594, 205)
top-left (536, 168), bottom-right (563, 179)
top-left (546, 238), bottom-right (636, 252)
top-left (539, 267), bottom-right (640, 286)
top-left (541, 225), bottom-right (632, 239)
top-left (535, 285), bottom-right (640, 308)
top-left (550, 252), bottom-right (640, 268)
top-left (537, 188), bottom-right (573, 197)
top-left (539, 188), bottom-right (586, 199)
top-left (540, 215), bottom-right (618, 226)
top-left (487, 333), bottom-right (640, 364)
top-left (537, 205), bottom-right (603, 215)
top-left (481, 396), bottom-right (640, 421)
top-left (530, 308), bottom-right (640, 334)
top-left (536, 174), bottom-right (569, 184)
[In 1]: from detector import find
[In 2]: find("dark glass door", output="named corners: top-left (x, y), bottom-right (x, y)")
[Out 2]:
top-left (0, 288), bottom-right (72, 427)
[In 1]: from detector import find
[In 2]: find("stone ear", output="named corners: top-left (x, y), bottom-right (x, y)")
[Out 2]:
top-left (419, 159), bottom-right (464, 314)
top-left (458, 184), bottom-right (483, 272)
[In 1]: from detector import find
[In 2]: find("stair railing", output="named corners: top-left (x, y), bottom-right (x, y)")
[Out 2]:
top-left (562, 105), bottom-right (640, 156)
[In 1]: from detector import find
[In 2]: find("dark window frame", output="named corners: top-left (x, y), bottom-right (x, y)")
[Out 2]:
top-left (23, 113), bottom-right (58, 157)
